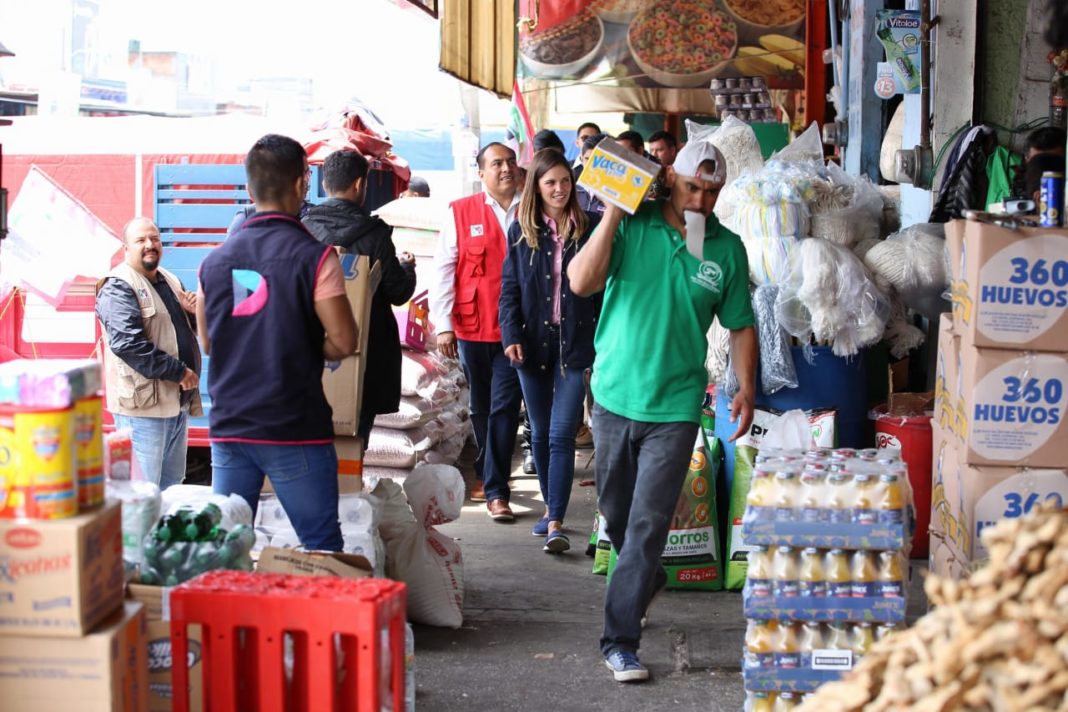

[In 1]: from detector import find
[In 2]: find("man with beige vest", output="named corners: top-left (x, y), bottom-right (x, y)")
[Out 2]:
top-left (96, 217), bottom-right (202, 490)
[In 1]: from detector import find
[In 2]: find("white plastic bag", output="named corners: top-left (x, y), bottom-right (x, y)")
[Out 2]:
top-left (106, 479), bottom-right (161, 566)
top-left (862, 223), bottom-right (949, 319)
top-left (775, 238), bottom-right (891, 357)
top-left (760, 409), bottom-right (813, 450)
top-left (808, 161), bottom-right (884, 247)
top-left (374, 395), bottom-right (445, 430)
top-left (161, 485), bottom-right (253, 530)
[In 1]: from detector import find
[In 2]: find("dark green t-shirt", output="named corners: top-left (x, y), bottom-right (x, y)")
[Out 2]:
top-left (591, 200), bottom-right (754, 424)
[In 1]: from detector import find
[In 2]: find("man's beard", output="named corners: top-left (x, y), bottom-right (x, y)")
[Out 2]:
top-left (141, 254), bottom-right (159, 271)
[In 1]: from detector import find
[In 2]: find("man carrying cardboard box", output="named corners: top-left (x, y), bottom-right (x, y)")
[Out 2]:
top-left (196, 134), bottom-right (357, 551)
top-left (303, 149), bottom-right (418, 445)
top-left (430, 142), bottom-right (524, 521)
top-left (568, 140), bottom-right (758, 683)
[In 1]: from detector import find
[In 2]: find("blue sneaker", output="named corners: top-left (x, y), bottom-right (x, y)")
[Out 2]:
top-left (543, 530), bottom-right (570, 554)
top-left (604, 650), bottom-right (649, 683)
top-left (531, 516), bottom-right (549, 537)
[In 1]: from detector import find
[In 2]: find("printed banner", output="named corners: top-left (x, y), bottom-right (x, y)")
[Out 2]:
top-left (517, 0), bottom-right (806, 90)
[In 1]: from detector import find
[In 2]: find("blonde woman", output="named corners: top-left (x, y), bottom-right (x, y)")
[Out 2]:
top-left (499, 149), bottom-right (602, 553)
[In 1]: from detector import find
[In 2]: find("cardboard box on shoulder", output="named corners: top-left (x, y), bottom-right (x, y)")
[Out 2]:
top-left (930, 423), bottom-right (1068, 567)
top-left (0, 501), bottom-right (124, 636)
top-left (323, 254), bottom-right (381, 437)
top-left (946, 218), bottom-right (1068, 351)
top-left (576, 137), bottom-right (661, 214)
top-left (126, 584), bottom-right (203, 712)
top-left (0, 600), bottom-right (148, 712)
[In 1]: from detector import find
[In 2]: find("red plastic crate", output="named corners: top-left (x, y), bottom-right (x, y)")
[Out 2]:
top-left (169, 570), bottom-right (407, 712)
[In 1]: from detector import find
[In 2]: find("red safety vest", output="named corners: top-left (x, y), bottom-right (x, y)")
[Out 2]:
top-left (450, 193), bottom-right (509, 343)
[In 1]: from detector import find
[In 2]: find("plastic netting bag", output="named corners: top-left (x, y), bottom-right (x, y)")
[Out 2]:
top-left (722, 285), bottom-right (798, 397)
top-left (808, 161), bottom-right (884, 247)
top-left (775, 237), bottom-right (892, 357)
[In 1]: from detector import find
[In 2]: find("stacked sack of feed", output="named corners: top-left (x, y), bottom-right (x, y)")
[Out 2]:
top-left (364, 350), bottom-right (471, 484)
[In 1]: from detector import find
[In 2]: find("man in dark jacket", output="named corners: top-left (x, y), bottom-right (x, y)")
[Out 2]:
top-left (303, 149), bottom-right (418, 443)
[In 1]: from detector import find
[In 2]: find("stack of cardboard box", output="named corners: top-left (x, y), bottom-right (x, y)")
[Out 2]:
top-left (0, 502), bottom-right (146, 711)
top-left (932, 219), bottom-right (1068, 577)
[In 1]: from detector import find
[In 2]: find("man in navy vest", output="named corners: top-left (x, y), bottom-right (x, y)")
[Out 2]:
top-left (196, 134), bottom-right (358, 551)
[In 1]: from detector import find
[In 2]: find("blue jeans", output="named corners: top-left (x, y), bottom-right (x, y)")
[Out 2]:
top-left (517, 354), bottom-right (586, 523)
top-left (592, 403), bottom-right (698, 657)
top-left (457, 339), bottom-right (522, 503)
top-left (113, 411), bottom-right (189, 491)
top-left (210, 441), bottom-right (343, 552)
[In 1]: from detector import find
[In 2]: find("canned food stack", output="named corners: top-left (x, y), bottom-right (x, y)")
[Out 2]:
top-left (934, 217), bottom-right (1068, 579)
top-left (0, 359), bottom-right (140, 711)
top-left (741, 447), bottom-right (912, 707)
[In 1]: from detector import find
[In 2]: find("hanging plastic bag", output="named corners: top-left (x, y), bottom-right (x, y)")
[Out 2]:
top-left (808, 161), bottom-right (884, 247)
top-left (775, 238), bottom-right (892, 357)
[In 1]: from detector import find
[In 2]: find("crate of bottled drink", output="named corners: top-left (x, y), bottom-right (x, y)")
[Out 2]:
top-left (742, 546), bottom-right (907, 622)
top-left (740, 448), bottom-right (913, 550)
top-left (740, 448), bottom-right (911, 703)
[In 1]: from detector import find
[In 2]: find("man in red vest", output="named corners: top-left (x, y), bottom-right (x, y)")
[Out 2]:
top-left (431, 143), bottom-right (523, 521)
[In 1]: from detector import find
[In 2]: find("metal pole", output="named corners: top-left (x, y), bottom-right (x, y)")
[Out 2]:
top-left (919, 0), bottom-right (931, 150)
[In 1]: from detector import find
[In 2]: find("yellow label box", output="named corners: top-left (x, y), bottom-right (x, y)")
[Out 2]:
top-left (576, 137), bottom-right (661, 214)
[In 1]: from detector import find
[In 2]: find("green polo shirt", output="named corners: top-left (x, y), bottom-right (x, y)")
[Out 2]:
top-left (591, 200), bottom-right (754, 424)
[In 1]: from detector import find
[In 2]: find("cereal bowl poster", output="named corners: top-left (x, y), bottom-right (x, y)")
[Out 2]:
top-left (518, 0), bottom-right (805, 89)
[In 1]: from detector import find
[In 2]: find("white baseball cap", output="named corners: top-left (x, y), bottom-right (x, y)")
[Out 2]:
top-left (673, 141), bottom-right (727, 185)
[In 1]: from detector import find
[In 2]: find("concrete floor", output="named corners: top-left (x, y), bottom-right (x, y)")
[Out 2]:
top-left (409, 444), bottom-right (930, 712)
top-left (411, 448), bottom-right (749, 712)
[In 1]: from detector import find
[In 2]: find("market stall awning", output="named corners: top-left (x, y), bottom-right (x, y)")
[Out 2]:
top-left (439, 1), bottom-right (516, 99)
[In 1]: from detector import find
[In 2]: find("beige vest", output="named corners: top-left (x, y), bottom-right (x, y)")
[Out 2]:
top-left (97, 264), bottom-right (203, 418)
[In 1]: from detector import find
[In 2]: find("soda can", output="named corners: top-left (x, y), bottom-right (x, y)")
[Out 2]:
top-left (1040, 171), bottom-right (1064, 228)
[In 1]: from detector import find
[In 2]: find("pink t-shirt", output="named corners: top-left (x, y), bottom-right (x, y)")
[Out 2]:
top-left (543, 214), bottom-right (568, 324)
top-left (314, 249), bottom-right (346, 301)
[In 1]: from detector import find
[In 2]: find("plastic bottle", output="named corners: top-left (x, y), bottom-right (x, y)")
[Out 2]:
top-left (851, 550), bottom-right (877, 598)
top-left (852, 622), bottom-right (875, 658)
top-left (745, 620), bottom-right (777, 669)
top-left (774, 468), bottom-right (800, 522)
top-left (831, 448), bottom-right (857, 461)
top-left (826, 549), bottom-right (852, 598)
top-left (747, 546), bottom-right (773, 597)
top-left (798, 547), bottom-right (827, 598)
top-left (774, 691), bottom-right (800, 710)
top-left (772, 546), bottom-right (799, 598)
top-left (798, 468), bottom-right (824, 523)
top-left (852, 473), bottom-right (878, 525)
top-left (877, 550), bottom-right (906, 598)
top-left (745, 465), bottom-right (777, 522)
top-left (799, 621), bottom-right (825, 669)
top-left (775, 621), bottom-right (801, 669)
top-left (858, 448), bottom-right (880, 461)
top-left (877, 473), bottom-right (906, 524)
top-left (826, 622), bottom-right (851, 650)
top-left (745, 691), bottom-right (775, 712)
top-left (825, 473), bottom-right (852, 524)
